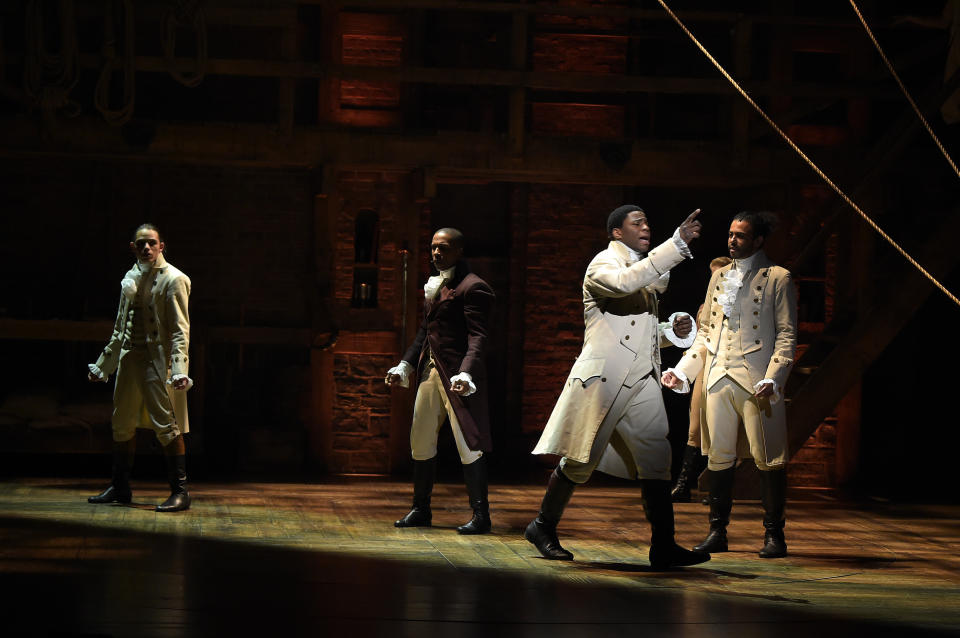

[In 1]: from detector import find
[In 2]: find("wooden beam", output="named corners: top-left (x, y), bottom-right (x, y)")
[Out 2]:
top-left (0, 116), bottom-right (813, 186)
top-left (72, 54), bottom-right (898, 99)
top-left (326, 0), bottom-right (884, 28)
top-left (0, 319), bottom-right (113, 342)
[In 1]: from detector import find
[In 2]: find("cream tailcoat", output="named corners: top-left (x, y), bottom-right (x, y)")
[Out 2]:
top-left (533, 237), bottom-right (687, 463)
top-left (92, 254), bottom-right (192, 433)
top-left (673, 252), bottom-right (796, 465)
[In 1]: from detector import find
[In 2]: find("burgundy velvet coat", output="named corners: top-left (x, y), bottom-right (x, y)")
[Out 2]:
top-left (402, 262), bottom-right (495, 452)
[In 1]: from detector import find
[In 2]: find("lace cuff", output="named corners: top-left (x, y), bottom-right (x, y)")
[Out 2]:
top-left (450, 371), bottom-right (477, 397)
top-left (87, 363), bottom-right (107, 382)
top-left (661, 312), bottom-right (697, 348)
top-left (167, 374), bottom-right (194, 391)
top-left (385, 361), bottom-right (413, 387)
top-left (754, 378), bottom-right (780, 403)
top-left (662, 367), bottom-right (691, 394)
top-left (671, 227), bottom-right (694, 259)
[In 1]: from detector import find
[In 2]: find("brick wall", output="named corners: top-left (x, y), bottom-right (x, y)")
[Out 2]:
top-left (520, 184), bottom-right (621, 432)
top-left (330, 352), bottom-right (394, 473)
top-left (328, 171), bottom-right (408, 474)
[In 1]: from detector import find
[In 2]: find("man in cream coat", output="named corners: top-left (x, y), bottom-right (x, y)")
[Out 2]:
top-left (525, 205), bottom-right (710, 570)
top-left (87, 223), bottom-right (193, 512)
top-left (663, 211), bottom-right (797, 558)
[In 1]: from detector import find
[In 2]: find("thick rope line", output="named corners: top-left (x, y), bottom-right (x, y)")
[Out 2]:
top-left (655, 0), bottom-right (960, 309)
top-left (849, 0), bottom-right (960, 179)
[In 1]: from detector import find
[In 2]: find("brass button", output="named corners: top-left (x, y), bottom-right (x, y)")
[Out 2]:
top-left (581, 383), bottom-right (587, 388)
top-left (706, 337), bottom-right (711, 342)
top-left (755, 339), bottom-right (760, 344)
top-left (624, 335), bottom-right (630, 340)
top-left (763, 271), bottom-right (769, 277)
top-left (713, 297), bottom-right (717, 302)
top-left (716, 285), bottom-right (720, 290)
top-left (710, 324), bottom-right (714, 329)
top-left (630, 320), bottom-right (635, 326)
top-left (754, 311), bottom-right (759, 316)
top-left (774, 357), bottom-right (780, 363)
top-left (712, 311), bottom-right (716, 316)
top-left (753, 298), bottom-right (759, 303)
top-left (692, 354), bottom-right (697, 358)
top-left (756, 286), bottom-right (761, 291)
top-left (753, 325), bottom-right (758, 329)
top-left (601, 377), bottom-right (607, 382)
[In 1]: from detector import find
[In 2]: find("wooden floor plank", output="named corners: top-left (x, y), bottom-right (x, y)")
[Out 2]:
top-left (1, 477), bottom-right (958, 637)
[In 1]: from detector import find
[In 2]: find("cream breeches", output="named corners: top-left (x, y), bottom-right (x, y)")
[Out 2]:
top-left (112, 348), bottom-right (180, 446)
top-left (410, 364), bottom-right (482, 464)
top-left (704, 376), bottom-right (782, 471)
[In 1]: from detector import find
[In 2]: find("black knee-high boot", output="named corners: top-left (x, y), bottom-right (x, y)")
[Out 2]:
top-left (524, 468), bottom-right (577, 560)
top-left (395, 457), bottom-right (436, 527)
top-left (671, 445), bottom-right (706, 502)
top-left (759, 468), bottom-right (788, 558)
top-left (88, 439), bottom-right (136, 504)
top-left (640, 479), bottom-right (711, 569)
top-left (693, 466), bottom-right (735, 553)
top-left (157, 453), bottom-right (191, 512)
top-left (457, 456), bottom-right (491, 534)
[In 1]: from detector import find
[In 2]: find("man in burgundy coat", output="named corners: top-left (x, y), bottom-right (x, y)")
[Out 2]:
top-left (385, 227), bottom-right (496, 534)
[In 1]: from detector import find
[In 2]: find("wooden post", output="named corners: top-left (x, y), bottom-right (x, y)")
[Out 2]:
top-left (508, 11), bottom-right (528, 156)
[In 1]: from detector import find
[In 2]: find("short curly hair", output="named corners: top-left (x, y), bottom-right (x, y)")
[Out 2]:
top-left (606, 205), bottom-right (644, 237)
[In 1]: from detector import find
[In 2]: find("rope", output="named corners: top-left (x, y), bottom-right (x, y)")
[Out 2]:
top-left (94, 0), bottom-right (136, 126)
top-left (24, 0), bottom-right (81, 116)
top-left (654, 0), bottom-right (960, 309)
top-left (161, 0), bottom-right (207, 88)
top-left (849, 0), bottom-right (960, 179)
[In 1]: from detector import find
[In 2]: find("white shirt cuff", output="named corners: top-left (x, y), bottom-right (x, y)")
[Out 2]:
top-left (87, 363), bottom-right (107, 382)
top-left (450, 371), bottom-right (477, 397)
top-left (671, 227), bottom-right (694, 259)
top-left (754, 378), bottom-right (780, 403)
top-left (168, 374), bottom-right (194, 391)
top-left (386, 361), bottom-right (413, 387)
top-left (662, 312), bottom-right (697, 348)
top-left (662, 367), bottom-right (691, 394)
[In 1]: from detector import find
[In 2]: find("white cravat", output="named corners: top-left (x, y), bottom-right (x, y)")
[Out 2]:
top-left (424, 266), bottom-right (456, 300)
top-left (718, 251), bottom-right (759, 317)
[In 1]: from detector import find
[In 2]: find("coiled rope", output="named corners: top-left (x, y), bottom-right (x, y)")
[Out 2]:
top-left (24, 0), bottom-right (81, 117)
top-left (655, 0), bottom-right (960, 309)
top-left (94, 0), bottom-right (135, 126)
top-left (162, 0), bottom-right (207, 88)
top-left (848, 0), bottom-right (960, 179)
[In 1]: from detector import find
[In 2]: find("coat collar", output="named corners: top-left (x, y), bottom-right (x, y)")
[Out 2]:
top-left (608, 240), bottom-right (640, 264)
top-left (720, 250), bottom-right (774, 276)
top-left (425, 260), bottom-right (471, 314)
top-left (135, 253), bottom-right (168, 273)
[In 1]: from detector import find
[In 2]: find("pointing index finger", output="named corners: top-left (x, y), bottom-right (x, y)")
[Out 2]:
top-left (685, 208), bottom-right (701, 223)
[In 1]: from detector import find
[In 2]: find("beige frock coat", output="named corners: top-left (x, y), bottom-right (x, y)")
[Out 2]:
top-left (91, 254), bottom-right (192, 434)
top-left (533, 237), bottom-right (688, 464)
top-left (673, 252), bottom-right (796, 466)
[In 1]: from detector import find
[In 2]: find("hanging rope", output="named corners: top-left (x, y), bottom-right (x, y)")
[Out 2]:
top-left (161, 0), bottom-right (207, 88)
top-left (24, 0), bottom-right (81, 117)
top-left (94, 0), bottom-right (135, 126)
top-left (654, 0), bottom-right (960, 309)
top-left (849, 0), bottom-right (960, 179)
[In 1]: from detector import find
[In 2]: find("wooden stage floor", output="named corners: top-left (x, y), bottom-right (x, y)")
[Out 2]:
top-left (1, 476), bottom-right (958, 637)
